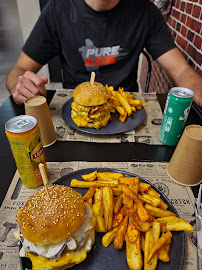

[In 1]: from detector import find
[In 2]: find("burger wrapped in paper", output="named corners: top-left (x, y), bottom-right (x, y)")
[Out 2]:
top-left (14, 184), bottom-right (96, 270)
top-left (71, 81), bottom-right (113, 129)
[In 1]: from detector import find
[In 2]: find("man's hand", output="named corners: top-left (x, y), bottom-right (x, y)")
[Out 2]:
top-left (12, 71), bottom-right (48, 105)
top-left (6, 52), bottom-right (48, 104)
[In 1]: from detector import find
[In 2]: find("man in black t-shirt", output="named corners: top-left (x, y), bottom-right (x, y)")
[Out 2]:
top-left (6, 0), bottom-right (202, 106)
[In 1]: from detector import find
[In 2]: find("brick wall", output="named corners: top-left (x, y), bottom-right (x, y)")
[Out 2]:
top-left (139, 0), bottom-right (202, 94)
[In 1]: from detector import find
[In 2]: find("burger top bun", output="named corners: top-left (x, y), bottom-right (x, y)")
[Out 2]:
top-left (73, 81), bottom-right (109, 106)
top-left (16, 185), bottom-right (85, 245)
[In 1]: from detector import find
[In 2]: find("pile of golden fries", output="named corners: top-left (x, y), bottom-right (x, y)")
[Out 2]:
top-left (70, 170), bottom-right (194, 270)
top-left (106, 85), bottom-right (148, 123)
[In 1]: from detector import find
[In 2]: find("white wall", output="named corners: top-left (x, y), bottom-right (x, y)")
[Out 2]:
top-left (17, 0), bottom-right (50, 80)
top-left (0, 0), bottom-right (24, 75)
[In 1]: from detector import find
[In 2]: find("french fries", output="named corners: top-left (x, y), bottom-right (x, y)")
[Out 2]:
top-left (123, 193), bottom-right (134, 208)
top-left (83, 187), bottom-right (95, 201)
top-left (127, 217), bottom-right (139, 243)
top-left (86, 197), bottom-right (93, 208)
top-left (114, 194), bottom-right (123, 214)
top-left (81, 170), bottom-right (97, 181)
top-left (138, 193), bottom-right (161, 207)
top-left (102, 227), bottom-right (118, 247)
top-left (130, 212), bottom-right (152, 232)
top-left (95, 215), bottom-right (106, 233)
top-left (144, 222), bottom-right (160, 269)
top-left (105, 84), bottom-right (148, 123)
top-left (144, 204), bottom-right (176, 218)
top-left (158, 238), bottom-right (171, 262)
top-left (102, 186), bottom-right (114, 231)
top-left (155, 216), bottom-right (195, 231)
top-left (97, 172), bottom-right (124, 180)
top-left (139, 182), bottom-right (151, 193)
top-left (119, 176), bottom-right (136, 185)
top-left (70, 170), bottom-right (194, 270)
top-left (129, 177), bottom-right (139, 196)
top-left (112, 187), bottom-right (123, 196)
top-left (136, 200), bottom-right (150, 222)
top-left (147, 231), bottom-right (173, 263)
top-left (126, 232), bottom-right (143, 270)
top-left (146, 187), bottom-right (161, 198)
top-left (114, 215), bottom-right (128, 250)
top-left (92, 188), bottom-right (106, 232)
top-left (70, 179), bottom-right (118, 188)
top-left (92, 188), bottom-right (103, 216)
top-left (113, 209), bottom-right (124, 228)
top-left (140, 233), bottom-right (145, 252)
top-left (116, 92), bottom-right (132, 116)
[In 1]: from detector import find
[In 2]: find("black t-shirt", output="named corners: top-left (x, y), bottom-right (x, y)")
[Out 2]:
top-left (22, 0), bottom-right (176, 91)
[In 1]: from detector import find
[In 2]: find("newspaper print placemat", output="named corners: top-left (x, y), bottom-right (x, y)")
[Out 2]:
top-left (0, 162), bottom-right (198, 270)
top-left (49, 89), bottom-right (163, 144)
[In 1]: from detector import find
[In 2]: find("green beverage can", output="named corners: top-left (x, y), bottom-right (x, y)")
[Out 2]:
top-left (158, 87), bottom-right (194, 146)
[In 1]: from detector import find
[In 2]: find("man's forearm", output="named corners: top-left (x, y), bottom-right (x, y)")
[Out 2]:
top-left (6, 66), bottom-right (26, 95)
top-left (175, 66), bottom-right (202, 107)
top-left (157, 49), bottom-right (202, 107)
top-left (175, 65), bottom-right (201, 91)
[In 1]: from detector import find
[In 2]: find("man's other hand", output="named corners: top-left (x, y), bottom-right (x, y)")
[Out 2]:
top-left (12, 71), bottom-right (48, 104)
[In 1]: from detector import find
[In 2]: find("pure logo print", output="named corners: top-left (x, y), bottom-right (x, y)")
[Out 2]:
top-left (78, 39), bottom-right (128, 72)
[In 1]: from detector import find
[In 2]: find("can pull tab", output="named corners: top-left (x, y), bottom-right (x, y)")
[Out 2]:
top-left (16, 120), bottom-right (31, 128)
top-left (179, 90), bottom-right (187, 96)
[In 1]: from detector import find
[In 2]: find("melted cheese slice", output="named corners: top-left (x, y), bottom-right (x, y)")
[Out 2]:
top-left (28, 247), bottom-right (88, 269)
top-left (71, 110), bottom-right (110, 129)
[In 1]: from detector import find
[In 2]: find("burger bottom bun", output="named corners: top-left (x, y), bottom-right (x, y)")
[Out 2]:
top-left (28, 229), bottom-right (95, 270)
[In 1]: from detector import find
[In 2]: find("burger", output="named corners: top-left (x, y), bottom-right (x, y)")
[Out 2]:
top-left (71, 81), bottom-right (113, 129)
top-left (14, 184), bottom-right (96, 270)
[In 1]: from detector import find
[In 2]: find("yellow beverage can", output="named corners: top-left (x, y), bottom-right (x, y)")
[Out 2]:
top-left (5, 115), bottom-right (47, 187)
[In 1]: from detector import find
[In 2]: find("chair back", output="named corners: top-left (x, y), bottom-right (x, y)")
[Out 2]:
top-left (141, 50), bottom-right (152, 93)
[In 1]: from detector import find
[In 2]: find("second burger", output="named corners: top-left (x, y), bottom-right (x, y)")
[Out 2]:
top-left (71, 81), bottom-right (114, 129)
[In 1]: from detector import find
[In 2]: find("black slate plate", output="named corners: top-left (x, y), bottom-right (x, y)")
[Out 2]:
top-left (21, 168), bottom-right (185, 270)
top-left (61, 98), bottom-right (145, 135)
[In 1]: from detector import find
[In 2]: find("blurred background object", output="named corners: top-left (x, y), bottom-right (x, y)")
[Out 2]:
top-left (0, 0), bottom-right (23, 105)
top-left (0, 0), bottom-right (61, 107)
top-left (0, 0), bottom-right (23, 75)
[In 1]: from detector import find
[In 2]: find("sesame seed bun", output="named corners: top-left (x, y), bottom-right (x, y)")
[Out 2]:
top-left (16, 185), bottom-right (85, 245)
top-left (73, 81), bottom-right (109, 106)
